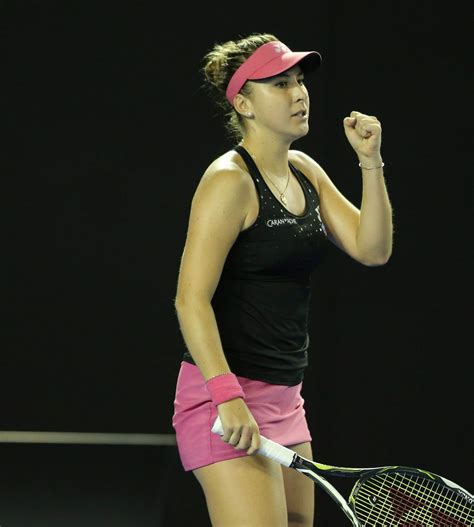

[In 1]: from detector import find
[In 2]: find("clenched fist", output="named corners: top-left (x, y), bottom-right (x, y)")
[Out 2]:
top-left (343, 110), bottom-right (382, 160)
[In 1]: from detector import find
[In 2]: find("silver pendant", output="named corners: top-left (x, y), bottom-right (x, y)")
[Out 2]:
top-left (280, 194), bottom-right (287, 206)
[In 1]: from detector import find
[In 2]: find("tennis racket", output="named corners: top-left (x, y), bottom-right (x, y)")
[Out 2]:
top-left (212, 416), bottom-right (473, 526)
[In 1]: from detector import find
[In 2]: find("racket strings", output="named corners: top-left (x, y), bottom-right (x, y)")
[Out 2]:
top-left (353, 472), bottom-right (473, 526)
top-left (357, 475), bottom-right (471, 526)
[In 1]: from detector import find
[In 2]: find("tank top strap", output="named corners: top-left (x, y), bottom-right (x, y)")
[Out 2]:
top-left (235, 146), bottom-right (308, 192)
top-left (233, 145), bottom-right (263, 183)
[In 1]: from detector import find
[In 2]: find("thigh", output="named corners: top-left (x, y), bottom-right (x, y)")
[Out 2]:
top-left (194, 454), bottom-right (288, 527)
top-left (282, 442), bottom-right (315, 527)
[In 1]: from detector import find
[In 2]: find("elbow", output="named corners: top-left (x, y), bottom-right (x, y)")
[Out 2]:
top-left (355, 234), bottom-right (393, 267)
top-left (174, 297), bottom-right (191, 325)
top-left (174, 296), bottom-right (187, 314)
top-left (363, 257), bottom-right (390, 267)
top-left (361, 248), bottom-right (392, 267)
top-left (174, 293), bottom-right (210, 313)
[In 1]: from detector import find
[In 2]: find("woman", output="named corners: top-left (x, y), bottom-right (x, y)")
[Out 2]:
top-left (172, 33), bottom-right (393, 526)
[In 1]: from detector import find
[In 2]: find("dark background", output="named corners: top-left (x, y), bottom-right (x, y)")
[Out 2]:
top-left (3, 1), bottom-right (472, 525)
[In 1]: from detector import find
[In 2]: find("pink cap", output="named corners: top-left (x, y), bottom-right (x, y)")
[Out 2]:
top-left (226, 41), bottom-right (322, 105)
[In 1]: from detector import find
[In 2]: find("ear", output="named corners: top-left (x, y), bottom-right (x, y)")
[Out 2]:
top-left (233, 93), bottom-right (254, 118)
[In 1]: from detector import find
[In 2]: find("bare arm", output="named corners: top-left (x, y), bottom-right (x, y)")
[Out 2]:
top-left (356, 155), bottom-right (393, 265)
top-left (174, 160), bottom-right (260, 453)
top-left (174, 163), bottom-right (250, 380)
top-left (292, 112), bottom-right (393, 266)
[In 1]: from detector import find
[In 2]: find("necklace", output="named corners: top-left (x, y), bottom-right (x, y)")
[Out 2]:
top-left (240, 143), bottom-right (291, 206)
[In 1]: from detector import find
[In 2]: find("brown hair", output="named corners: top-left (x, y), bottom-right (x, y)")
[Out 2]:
top-left (201, 33), bottom-right (278, 142)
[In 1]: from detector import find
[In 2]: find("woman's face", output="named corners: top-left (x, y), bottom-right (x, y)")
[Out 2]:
top-left (247, 65), bottom-right (310, 140)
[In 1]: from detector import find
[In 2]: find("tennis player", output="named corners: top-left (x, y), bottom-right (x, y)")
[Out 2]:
top-left (172, 33), bottom-right (393, 526)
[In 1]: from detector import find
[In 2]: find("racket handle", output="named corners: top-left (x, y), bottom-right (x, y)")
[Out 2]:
top-left (211, 416), bottom-right (296, 468)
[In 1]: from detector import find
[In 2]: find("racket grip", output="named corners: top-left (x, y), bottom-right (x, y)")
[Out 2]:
top-left (211, 416), bottom-right (296, 468)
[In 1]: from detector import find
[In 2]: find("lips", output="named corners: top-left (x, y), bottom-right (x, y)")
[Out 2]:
top-left (292, 109), bottom-right (307, 117)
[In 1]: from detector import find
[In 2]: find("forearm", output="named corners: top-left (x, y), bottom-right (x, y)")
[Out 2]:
top-left (356, 155), bottom-right (393, 265)
top-left (175, 299), bottom-right (231, 381)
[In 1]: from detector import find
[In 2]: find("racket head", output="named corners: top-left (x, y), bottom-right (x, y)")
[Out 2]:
top-left (349, 466), bottom-right (474, 526)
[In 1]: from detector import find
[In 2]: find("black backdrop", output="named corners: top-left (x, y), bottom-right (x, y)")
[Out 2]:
top-left (4, 1), bottom-right (473, 524)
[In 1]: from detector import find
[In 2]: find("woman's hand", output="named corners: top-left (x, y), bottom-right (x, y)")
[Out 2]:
top-left (217, 397), bottom-right (261, 455)
top-left (343, 110), bottom-right (382, 161)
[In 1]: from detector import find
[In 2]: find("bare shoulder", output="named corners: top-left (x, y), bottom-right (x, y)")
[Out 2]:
top-left (289, 149), bottom-right (327, 194)
top-left (198, 150), bottom-right (253, 193)
top-left (189, 150), bottom-right (254, 231)
top-left (176, 150), bottom-right (254, 303)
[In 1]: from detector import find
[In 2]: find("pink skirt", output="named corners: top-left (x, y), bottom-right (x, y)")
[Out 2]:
top-left (172, 361), bottom-right (312, 472)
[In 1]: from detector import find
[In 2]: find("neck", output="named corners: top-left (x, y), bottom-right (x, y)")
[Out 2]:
top-left (240, 137), bottom-right (291, 183)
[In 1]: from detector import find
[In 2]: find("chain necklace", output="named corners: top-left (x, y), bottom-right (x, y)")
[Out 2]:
top-left (240, 143), bottom-right (291, 206)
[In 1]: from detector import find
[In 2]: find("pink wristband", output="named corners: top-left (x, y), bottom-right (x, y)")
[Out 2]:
top-left (205, 373), bottom-right (245, 406)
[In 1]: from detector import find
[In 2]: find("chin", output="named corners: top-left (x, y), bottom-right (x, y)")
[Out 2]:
top-left (283, 122), bottom-right (310, 143)
top-left (293, 126), bottom-right (310, 140)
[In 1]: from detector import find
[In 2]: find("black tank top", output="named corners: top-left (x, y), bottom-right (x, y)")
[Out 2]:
top-left (182, 145), bottom-right (330, 385)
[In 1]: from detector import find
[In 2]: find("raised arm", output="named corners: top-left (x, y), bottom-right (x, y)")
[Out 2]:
top-left (292, 111), bottom-right (393, 266)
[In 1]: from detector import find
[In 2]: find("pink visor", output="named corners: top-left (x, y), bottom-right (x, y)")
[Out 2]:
top-left (226, 41), bottom-right (322, 105)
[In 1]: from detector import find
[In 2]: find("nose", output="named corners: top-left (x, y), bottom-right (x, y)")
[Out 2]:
top-left (292, 82), bottom-right (307, 102)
